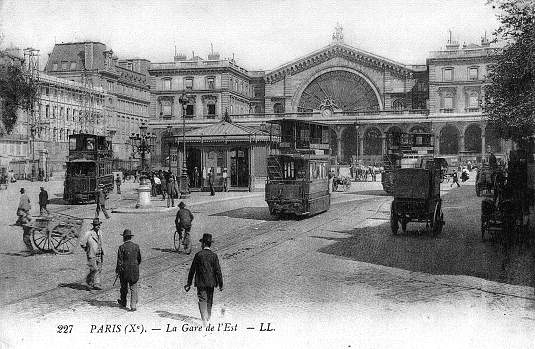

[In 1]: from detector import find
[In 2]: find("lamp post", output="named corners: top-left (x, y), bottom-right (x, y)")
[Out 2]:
top-left (166, 125), bottom-right (173, 173)
top-left (128, 123), bottom-right (156, 208)
top-left (129, 123), bottom-right (156, 174)
top-left (178, 93), bottom-right (191, 199)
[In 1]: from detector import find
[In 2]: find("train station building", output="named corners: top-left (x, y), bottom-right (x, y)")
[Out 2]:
top-left (147, 26), bottom-right (503, 189)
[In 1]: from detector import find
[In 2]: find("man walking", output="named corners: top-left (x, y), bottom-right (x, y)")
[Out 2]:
top-left (175, 201), bottom-right (194, 245)
top-left (39, 187), bottom-right (49, 216)
top-left (115, 174), bottom-right (122, 194)
top-left (95, 184), bottom-right (110, 219)
top-left (115, 229), bottom-right (141, 311)
top-left (184, 233), bottom-right (223, 325)
top-left (80, 218), bottom-right (104, 290)
top-left (16, 188), bottom-right (31, 225)
top-left (209, 168), bottom-right (215, 196)
top-left (167, 174), bottom-right (177, 208)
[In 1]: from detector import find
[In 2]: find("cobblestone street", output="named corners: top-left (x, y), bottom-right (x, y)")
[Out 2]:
top-left (0, 177), bottom-right (534, 349)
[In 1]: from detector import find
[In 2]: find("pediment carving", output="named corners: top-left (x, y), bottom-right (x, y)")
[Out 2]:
top-left (266, 43), bottom-right (413, 83)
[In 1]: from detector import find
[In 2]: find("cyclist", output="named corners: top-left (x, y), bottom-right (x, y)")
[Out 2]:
top-left (175, 201), bottom-right (194, 244)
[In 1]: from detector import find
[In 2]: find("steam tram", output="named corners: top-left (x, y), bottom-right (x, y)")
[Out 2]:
top-left (63, 134), bottom-right (114, 203)
top-left (265, 119), bottom-right (331, 216)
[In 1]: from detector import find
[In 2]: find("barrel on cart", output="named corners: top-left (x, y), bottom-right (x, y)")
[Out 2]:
top-left (23, 213), bottom-right (84, 254)
top-left (390, 161), bottom-right (444, 235)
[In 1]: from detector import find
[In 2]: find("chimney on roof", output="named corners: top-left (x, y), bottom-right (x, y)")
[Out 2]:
top-left (445, 30), bottom-right (460, 50)
top-left (481, 31), bottom-right (490, 47)
top-left (207, 43), bottom-right (220, 60)
top-left (174, 53), bottom-right (186, 61)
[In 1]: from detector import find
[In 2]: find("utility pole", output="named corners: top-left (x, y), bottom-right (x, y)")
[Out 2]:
top-left (23, 48), bottom-right (40, 181)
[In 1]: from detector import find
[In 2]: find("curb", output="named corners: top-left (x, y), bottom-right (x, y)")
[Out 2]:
top-left (112, 192), bottom-right (264, 214)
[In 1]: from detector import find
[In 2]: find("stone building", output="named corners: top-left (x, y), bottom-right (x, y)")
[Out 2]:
top-left (146, 27), bottom-right (503, 189)
top-left (44, 42), bottom-right (151, 160)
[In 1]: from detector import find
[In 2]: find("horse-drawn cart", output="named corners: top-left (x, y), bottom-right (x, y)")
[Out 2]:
top-left (24, 213), bottom-right (84, 254)
top-left (390, 161), bottom-right (444, 235)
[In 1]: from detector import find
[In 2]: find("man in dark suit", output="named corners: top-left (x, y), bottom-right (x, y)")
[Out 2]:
top-left (184, 233), bottom-right (223, 324)
top-left (208, 168), bottom-right (215, 196)
top-left (115, 229), bottom-right (141, 311)
top-left (39, 187), bottom-right (49, 216)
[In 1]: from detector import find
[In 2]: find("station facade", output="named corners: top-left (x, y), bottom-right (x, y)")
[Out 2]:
top-left (147, 28), bottom-right (503, 189)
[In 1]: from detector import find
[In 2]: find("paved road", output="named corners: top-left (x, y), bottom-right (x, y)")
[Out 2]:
top-left (1, 177), bottom-right (534, 349)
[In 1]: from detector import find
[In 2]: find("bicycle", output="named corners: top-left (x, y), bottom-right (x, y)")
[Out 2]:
top-left (173, 226), bottom-right (192, 254)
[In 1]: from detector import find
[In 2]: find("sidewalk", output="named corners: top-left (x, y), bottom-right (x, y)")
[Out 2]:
top-left (111, 189), bottom-right (264, 213)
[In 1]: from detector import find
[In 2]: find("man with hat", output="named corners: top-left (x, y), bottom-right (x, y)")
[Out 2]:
top-left (95, 184), bottom-right (110, 219)
top-left (38, 186), bottom-right (49, 216)
top-left (115, 229), bottom-right (141, 311)
top-left (175, 201), bottom-right (194, 248)
top-left (184, 233), bottom-right (223, 325)
top-left (80, 218), bottom-right (104, 290)
top-left (16, 188), bottom-right (31, 223)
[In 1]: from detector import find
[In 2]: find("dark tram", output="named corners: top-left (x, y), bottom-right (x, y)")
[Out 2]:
top-left (381, 131), bottom-right (435, 194)
top-left (63, 133), bottom-right (113, 203)
top-left (265, 119), bottom-right (331, 216)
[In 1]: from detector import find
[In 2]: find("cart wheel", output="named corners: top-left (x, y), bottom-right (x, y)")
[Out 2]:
top-left (173, 230), bottom-right (181, 252)
top-left (390, 203), bottom-right (398, 235)
top-left (343, 181), bottom-right (351, 191)
top-left (183, 233), bottom-right (192, 255)
top-left (31, 228), bottom-right (54, 252)
top-left (50, 224), bottom-right (78, 255)
top-left (432, 201), bottom-right (443, 235)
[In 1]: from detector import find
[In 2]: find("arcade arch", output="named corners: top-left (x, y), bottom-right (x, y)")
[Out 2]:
top-left (464, 124), bottom-right (482, 153)
top-left (439, 125), bottom-right (460, 154)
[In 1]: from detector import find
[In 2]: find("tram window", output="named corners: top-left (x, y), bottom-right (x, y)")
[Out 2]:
top-left (86, 137), bottom-right (95, 150)
top-left (284, 161), bottom-right (294, 179)
top-left (69, 137), bottom-right (77, 151)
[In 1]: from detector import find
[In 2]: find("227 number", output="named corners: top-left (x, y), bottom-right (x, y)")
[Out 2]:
top-left (57, 325), bottom-right (73, 334)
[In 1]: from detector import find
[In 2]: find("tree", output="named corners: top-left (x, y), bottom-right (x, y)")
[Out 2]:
top-left (0, 55), bottom-right (38, 135)
top-left (484, 0), bottom-right (535, 145)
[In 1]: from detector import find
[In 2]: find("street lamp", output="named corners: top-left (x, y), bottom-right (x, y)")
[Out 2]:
top-left (128, 122), bottom-right (156, 177)
top-left (166, 125), bottom-right (173, 173)
top-left (178, 93), bottom-right (191, 199)
top-left (128, 122), bottom-right (156, 208)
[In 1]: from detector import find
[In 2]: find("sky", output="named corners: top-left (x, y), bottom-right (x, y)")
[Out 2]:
top-left (0, 0), bottom-right (501, 71)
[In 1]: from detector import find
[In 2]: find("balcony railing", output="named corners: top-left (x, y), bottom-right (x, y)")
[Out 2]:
top-left (465, 107), bottom-right (481, 113)
top-left (230, 109), bottom-right (430, 120)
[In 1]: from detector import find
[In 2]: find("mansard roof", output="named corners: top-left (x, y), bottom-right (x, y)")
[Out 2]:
top-left (266, 43), bottom-right (417, 83)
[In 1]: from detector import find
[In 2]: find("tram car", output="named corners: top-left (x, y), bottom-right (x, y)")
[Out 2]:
top-left (265, 119), bottom-right (331, 216)
top-left (63, 133), bottom-right (114, 203)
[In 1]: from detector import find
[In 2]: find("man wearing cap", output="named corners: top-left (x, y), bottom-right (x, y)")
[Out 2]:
top-left (39, 187), bottom-right (49, 216)
top-left (95, 184), bottom-right (110, 219)
top-left (175, 201), bottom-right (194, 245)
top-left (80, 218), bottom-right (104, 290)
top-left (115, 229), bottom-right (141, 311)
top-left (184, 233), bottom-right (223, 325)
